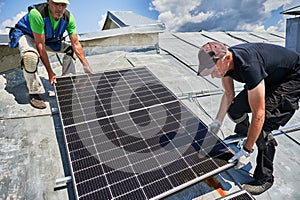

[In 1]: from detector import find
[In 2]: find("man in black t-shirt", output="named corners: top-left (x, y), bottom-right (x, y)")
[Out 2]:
top-left (197, 42), bottom-right (300, 195)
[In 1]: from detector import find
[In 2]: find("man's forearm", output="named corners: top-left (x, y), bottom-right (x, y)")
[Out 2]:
top-left (244, 112), bottom-right (265, 151)
top-left (36, 44), bottom-right (57, 84)
top-left (36, 44), bottom-right (52, 74)
top-left (69, 34), bottom-right (93, 74)
top-left (216, 93), bottom-right (233, 121)
top-left (245, 80), bottom-right (266, 151)
top-left (72, 39), bottom-right (88, 65)
top-left (72, 41), bottom-right (93, 73)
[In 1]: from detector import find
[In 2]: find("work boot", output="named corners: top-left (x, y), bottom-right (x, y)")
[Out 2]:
top-left (243, 179), bottom-right (273, 195)
top-left (29, 94), bottom-right (46, 109)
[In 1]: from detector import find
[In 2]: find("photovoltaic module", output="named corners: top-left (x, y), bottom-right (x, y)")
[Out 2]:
top-left (54, 67), bottom-right (234, 200)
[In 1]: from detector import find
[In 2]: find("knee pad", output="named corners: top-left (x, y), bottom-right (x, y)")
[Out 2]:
top-left (227, 112), bottom-right (248, 124)
top-left (23, 51), bottom-right (39, 73)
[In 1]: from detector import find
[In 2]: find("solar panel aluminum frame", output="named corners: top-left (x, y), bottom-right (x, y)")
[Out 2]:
top-left (153, 163), bottom-right (234, 199)
top-left (54, 77), bottom-right (80, 200)
top-left (54, 67), bottom-right (235, 200)
top-left (216, 189), bottom-right (256, 200)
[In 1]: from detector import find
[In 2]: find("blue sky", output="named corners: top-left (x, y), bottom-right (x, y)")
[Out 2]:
top-left (0, 0), bottom-right (158, 33)
top-left (0, 0), bottom-right (299, 34)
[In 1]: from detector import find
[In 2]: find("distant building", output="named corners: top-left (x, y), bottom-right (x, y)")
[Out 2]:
top-left (282, 5), bottom-right (300, 53)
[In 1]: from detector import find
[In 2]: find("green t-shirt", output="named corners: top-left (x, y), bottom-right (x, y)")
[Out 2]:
top-left (28, 7), bottom-right (76, 35)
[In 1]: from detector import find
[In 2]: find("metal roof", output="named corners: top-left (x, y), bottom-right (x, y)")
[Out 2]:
top-left (0, 34), bottom-right (10, 45)
top-left (281, 5), bottom-right (300, 16)
top-left (102, 11), bottom-right (165, 31)
top-left (0, 12), bottom-right (300, 200)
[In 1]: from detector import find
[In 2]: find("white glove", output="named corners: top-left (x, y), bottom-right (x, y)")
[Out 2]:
top-left (208, 119), bottom-right (222, 134)
top-left (228, 147), bottom-right (251, 169)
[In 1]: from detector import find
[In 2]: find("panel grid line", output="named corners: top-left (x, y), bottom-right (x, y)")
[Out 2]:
top-left (66, 107), bottom-right (204, 165)
top-left (88, 73), bottom-right (120, 200)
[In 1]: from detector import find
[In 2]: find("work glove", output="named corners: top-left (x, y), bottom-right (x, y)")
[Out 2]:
top-left (208, 119), bottom-right (222, 134)
top-left (228, 147), bottom-right (251, 169)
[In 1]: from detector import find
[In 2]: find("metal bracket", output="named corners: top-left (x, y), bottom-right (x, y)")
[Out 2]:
top-left (54, 176), bottom-right (72, 191)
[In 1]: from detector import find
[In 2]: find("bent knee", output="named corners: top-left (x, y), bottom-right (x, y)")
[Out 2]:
top-left (227, 111), bottom-right (248, 124)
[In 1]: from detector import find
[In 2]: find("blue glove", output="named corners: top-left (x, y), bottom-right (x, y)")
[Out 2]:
top-left (228, 147), bottom-right (251, 169)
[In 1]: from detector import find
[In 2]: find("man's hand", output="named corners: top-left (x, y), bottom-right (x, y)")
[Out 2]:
top-left (228, 147), bottom-right (251, 169)
top-left (208, 119), bottom-right (222, 134)
top-left (48, 71), bottom-right (57, 85)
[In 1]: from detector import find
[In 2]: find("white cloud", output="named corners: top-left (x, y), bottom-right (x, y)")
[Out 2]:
top-left (97, 13), bottom-right (107, 30)
top-left (151, 0), bottom-right (204, 32)
top-left (273, 19), bottom-right (286, 32)
top-left (263, 0), bottom-right (284, 13)
top-left (0, 2), bottom-right (4, 14)
top-left (237, 23), bottom-right (265, 32)
top-left (0, 11), bottom-right (26, 34)
top-left (149, 0), bottom-right (300, 32)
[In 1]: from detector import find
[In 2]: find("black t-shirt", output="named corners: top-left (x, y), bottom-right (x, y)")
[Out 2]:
top-left (226, 43), bottom-right (300, 90)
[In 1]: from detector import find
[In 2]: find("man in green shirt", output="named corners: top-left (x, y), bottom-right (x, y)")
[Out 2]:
top-left (10, 0), bottom-right (93, 109)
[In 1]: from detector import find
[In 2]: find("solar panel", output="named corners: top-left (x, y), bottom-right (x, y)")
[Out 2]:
top-left (54, 67), bottom-right (234, 200)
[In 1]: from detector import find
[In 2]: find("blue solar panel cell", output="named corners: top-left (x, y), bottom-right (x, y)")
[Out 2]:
top-left (144, 178), bottom-right (173, 198)
top-left (169, 168), bottom-right (196, 186)
top-left (111, 176), bottom-right (140, 197)
top-left (115, 189), bottom-right (146, 200)
top-left (106, 166), bottom-right (134, 185)
top-left (80, 188), bottom-right (112, 200)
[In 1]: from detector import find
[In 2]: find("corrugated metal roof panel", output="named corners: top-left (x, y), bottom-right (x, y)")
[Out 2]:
top-left (281, 5), bottom-right (300, 15)
top-left (226, 31), bottom-right (272, 43)
top-left (159, 32), bottom-right (199, 66)
top-left (171, 32), bottom-right (212, 48)
top-left (200, 31), bottom-right (246, 46)
top-left (0, 34), bottom-right (9, 45)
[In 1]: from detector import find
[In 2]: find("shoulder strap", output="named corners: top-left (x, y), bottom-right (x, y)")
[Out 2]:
top-left (62, 10), bottom-right (70, 22)
top-left (29, 3), bottom-right (49, 18)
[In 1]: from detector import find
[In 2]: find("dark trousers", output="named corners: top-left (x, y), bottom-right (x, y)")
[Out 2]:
top-left (227, 74), bottom-right (300, 183)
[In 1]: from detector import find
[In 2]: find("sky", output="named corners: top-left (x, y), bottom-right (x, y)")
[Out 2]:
top-left (0, 0), bottom-right (299, 34)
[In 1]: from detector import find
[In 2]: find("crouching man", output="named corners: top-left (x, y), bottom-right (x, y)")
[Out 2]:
top-left (9, 0), bottom-right (93, 109)
top-left (197, 41), bottom-right (300, 195)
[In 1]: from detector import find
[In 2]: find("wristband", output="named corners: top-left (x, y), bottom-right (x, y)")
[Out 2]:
top-left (243, 146), bottom-right (254, 154)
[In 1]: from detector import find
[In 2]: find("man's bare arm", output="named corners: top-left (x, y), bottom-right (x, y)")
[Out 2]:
top-left (69, 34), bottom-right (93, 73)
top-left (244, 80), bottom-right (265, 151)
top-left (33, 32), bottom-right (56, 84)
top-left (216, 76), bottom-right (235, 121)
